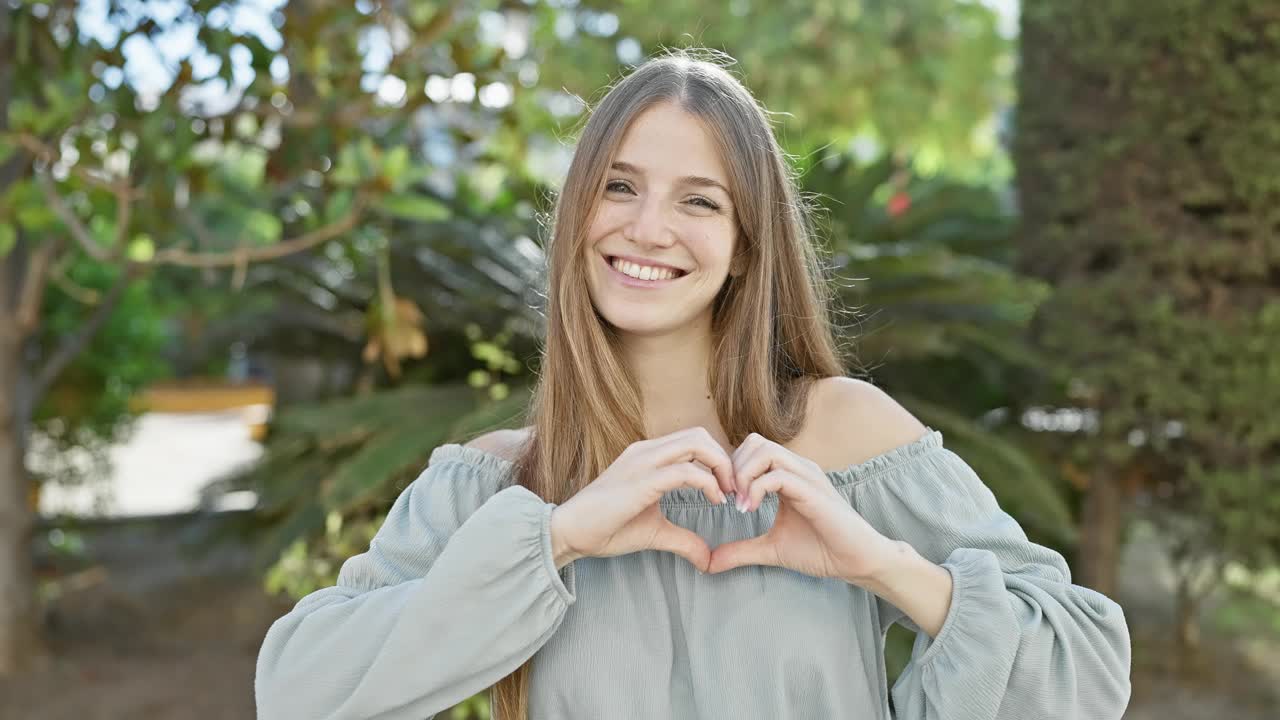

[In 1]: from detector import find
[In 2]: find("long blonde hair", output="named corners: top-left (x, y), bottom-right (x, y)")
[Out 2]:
top-left (490, 48), bottom-right (854, 720)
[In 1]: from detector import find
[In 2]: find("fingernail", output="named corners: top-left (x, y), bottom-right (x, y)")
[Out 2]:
top-left (736, 496), bottom-right (747, 512)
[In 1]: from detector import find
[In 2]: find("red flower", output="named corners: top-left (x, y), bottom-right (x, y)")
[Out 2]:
top-left (888, 192), bottom-right (911, 217)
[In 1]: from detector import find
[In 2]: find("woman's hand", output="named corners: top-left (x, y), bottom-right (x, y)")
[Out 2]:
top-left (550, 427), bottom-right (734, 572)
top-left (708, 432), bottom-right (896, 584)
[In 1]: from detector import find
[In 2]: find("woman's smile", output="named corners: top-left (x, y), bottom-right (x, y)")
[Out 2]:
top-left (601, 253), bottom-right (691, 289)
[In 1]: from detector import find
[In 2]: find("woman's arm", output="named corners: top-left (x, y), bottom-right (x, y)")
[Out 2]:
top-left (809, 379), bottom-right (1129, 719)
top-left (854, 444), bottom-right (1132, 720)
top-left (854, 538), bottom-right (953, 638)
top-left (255, 450), bottom-right (576, 720)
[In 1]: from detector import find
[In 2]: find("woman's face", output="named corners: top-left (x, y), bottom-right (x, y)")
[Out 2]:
top-left (584, 101), bottom-right (738, 338)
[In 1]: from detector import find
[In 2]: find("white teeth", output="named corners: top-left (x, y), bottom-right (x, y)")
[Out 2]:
top-left (611, 257), bottom-right (679, 281)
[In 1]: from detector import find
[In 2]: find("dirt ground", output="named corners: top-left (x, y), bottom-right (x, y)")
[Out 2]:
top-left (0, 512), bottom-right (292, 720)
top-left (0, 512), bottom-right (1276, 719)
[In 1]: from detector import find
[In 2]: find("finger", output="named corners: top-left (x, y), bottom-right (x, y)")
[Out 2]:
top-left (708, 534), bottom-right (780, 574)
top-left (730, 433), bottom-right (765, 498)
top-left (650, 520), bottom-right (712, 572)
top-left (744, 470), bottom-right (789, 513)
top-left (685, 429), bottom-right (738, 498)
top-left (652, 430), bottom-right (735, 500)
top-left (690, 458), bottom-right (735, 499)
top-left (735, 442), bottom-right (810, 503)
top-left (653, 462), bottom-right (727, 506)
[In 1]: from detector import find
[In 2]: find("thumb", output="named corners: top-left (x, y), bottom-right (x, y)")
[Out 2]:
top-left (649, 520), bottom-right (711, 573)
top-left (708, 535), bottom-right (779, 574)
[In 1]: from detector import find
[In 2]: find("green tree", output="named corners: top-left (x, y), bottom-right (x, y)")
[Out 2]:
top-left (1015, 0), bottom-right (1280, 650)
top-left (535, 0), bottom-right (1012, 175)
top-left (799, 149), bottom-right (1072, 542)
top-left (0, 0), bottom-right (522, 673)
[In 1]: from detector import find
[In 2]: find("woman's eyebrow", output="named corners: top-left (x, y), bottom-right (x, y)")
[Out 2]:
top-left (610, 161), bottom-right (731, 196)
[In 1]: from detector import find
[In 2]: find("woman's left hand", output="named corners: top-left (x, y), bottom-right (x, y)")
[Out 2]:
top-left (706, 433), bottom-right (895, 584)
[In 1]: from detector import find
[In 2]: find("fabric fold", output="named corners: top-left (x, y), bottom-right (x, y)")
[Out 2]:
top-left (255, 456), bottom-right (575, 720)
top-left (850, 439), bottom-right (1132, 720)
top-left (255, 429), bottom-right (1132, 720)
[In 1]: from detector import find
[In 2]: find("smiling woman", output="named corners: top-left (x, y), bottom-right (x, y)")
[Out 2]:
top-left (254, 48), bottom-right (1132, 720)
top-left (584, 102), bottom-right (736, 328)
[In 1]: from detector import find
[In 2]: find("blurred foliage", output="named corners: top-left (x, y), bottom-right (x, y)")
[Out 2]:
top-left (533, 0), bottom-right (1013, 177)
top-left (27, 256), bottom-right (171, 494)
top-left (0, 0), bottom-right (1165, 709)
top-left (3, 0), bottom-right (507, 493)
top-left (213, 381), bottom-right (533, 572)
top-left (1017, 0), bottom-right (1280, 643)
top-left (801, 148), bottom-right (1073, 543)
top-left (4, 0), bottom-right (1018, 483)
top-left (464, 320), bottom-right (526, 402)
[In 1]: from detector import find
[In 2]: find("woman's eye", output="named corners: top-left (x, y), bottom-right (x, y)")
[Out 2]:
top-left (688, 196), bottom-right (720, 211)
top-left (605, 180), bottom-right (633, 194)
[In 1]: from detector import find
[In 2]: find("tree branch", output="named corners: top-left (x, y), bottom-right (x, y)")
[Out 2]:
top-left (35, 170), bottom-right (136, 264)
top-left (15, 234), bottom-right (69, 336)
top-left (22, 192), bottom-right (366, 413)
top-left (155, 193), bottom-right (367, 269)
top-left (28, 262), bottom-right (149, 411)
top-left (46, 251), bottom-right (101, 306)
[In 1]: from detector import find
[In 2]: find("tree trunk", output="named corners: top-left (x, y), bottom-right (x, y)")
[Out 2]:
top-left (1076, 470), bottom-right (1123, 597)
top-left (0, 325), bottom-right (45, 674)
top-left (1174, 576), bottom-right (1201, 662)
top-left (1170, 552), bottom-right (1219, 677)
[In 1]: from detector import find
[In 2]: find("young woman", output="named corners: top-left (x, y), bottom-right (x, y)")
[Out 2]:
top-left (255, 51), bottom-right (1132, 720)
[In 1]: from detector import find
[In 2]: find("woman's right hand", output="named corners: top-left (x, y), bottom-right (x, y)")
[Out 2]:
top-left (549, 427), bottom-right (735, 572)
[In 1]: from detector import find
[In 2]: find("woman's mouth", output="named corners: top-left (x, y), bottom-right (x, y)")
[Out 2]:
top-left (602, 254), bottom-right (689, 288)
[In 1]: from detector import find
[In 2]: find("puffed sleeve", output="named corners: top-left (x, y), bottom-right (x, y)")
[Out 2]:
top-left (254, 445), bottom-right (576, 720)
top-left (849, 430), bottom-right (1131, 720)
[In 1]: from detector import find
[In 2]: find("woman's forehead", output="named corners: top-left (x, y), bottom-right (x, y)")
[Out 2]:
top-left (613, 103), bottom-right (730, 189)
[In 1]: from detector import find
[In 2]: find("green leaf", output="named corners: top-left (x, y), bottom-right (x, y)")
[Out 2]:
top-left (325, 189), bottom-right (355, 223)
top-left (408, 0), bottom-right (439, 27)
top-left (445, 389), bottom-right (534, 444)
top-left (332, 144), bottom-right (363, 186)
top-left (7, 98), bottom-right (39, 131)
top-left (356, 137), bottom-right (379, 179)
top-left (321, 422), bottom-right (450, 511)
top-left (0, 224), bottom-right (15, 256)
top-left (127, 234), bottom-right (156, 262)
top-left (382, 146), bottom-right (410, 190)
top-left (374, 193), bottom-right (450, 223)
top-left (245, 209), bottom-right (283, 244)
top-left (16, 202), bottom-right (57, 232)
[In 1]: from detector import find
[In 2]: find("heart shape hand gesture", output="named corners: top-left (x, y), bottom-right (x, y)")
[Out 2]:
top-left (550, 427), bottom-right (895, 585)
top-left (706, 432), bottom-right (893, 583)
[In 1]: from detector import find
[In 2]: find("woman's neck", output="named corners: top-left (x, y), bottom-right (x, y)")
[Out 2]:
top-left (618, 320), bottom-right (728, 449)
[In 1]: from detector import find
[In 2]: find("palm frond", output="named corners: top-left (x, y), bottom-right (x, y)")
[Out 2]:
top-left (894, 392), bottom-right (1076, 545)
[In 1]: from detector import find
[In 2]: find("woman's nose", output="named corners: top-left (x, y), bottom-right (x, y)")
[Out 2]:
top-left (623, 194), bottom-right (675, 247)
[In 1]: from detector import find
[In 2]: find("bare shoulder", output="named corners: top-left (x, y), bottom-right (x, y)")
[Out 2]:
top-left (463, 426), bottom-right (533, 462)
top-left (802, 377), bottom-right (929, 472)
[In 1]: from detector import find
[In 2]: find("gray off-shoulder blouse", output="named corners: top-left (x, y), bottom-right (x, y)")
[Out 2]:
top-left (254, 428), bottom-right (1132, 720)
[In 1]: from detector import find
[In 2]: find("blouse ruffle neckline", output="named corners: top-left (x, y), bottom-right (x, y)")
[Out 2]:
top-left (427, 427), bottom-right (945, 508)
